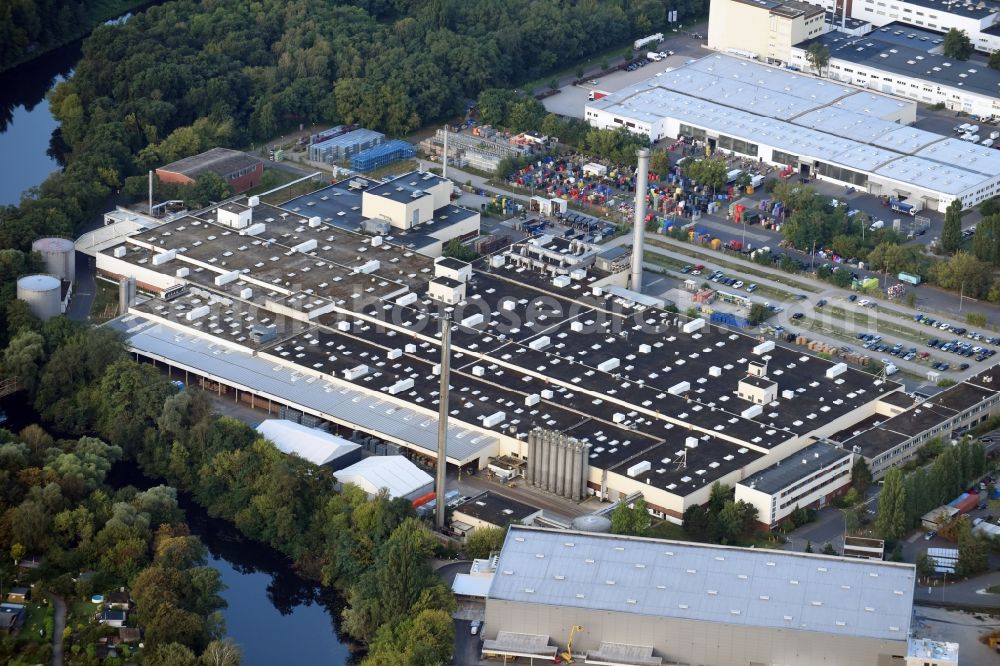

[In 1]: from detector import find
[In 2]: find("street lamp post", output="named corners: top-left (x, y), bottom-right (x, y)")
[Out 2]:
top-left (959, 281), bottom-right (965, 312)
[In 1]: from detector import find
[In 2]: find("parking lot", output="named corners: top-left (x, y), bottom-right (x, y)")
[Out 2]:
top-left (542, 33), bottom-right (708, 119)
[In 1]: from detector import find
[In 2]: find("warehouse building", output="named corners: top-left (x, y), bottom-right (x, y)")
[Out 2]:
top-left (156, 148), bottom-right (263, 193)
top-left (84, 175), bottom-right (1000, 526)
top-left (333, 455), bottom-right (433, 500)
top-left (736, 440), bottom-right (854, 529)
top-left (585, 54), bottom-right (1000, 210)
top-left (307, 128), bottom-right (384, 164)
top-left (481, 525), bottom-right (938, 666)
top-left (817, 0), bottom-right (1000, 53)
top-left (255, 419), bottom-right (363, 469)
top-left (833, 369), bottom-right (1000, 478)
top-left (789, 31), bottom-right (1000, 119)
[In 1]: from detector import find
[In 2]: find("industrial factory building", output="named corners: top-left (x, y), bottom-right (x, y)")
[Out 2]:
top-left (481, 526), bottom-right (945, 666)
top-left (77, 161), bottom-right (1000, 524)
top-left (155, 147), bottom-right (263, 194)
top-left (585, 54), bottom-right (1000, 210)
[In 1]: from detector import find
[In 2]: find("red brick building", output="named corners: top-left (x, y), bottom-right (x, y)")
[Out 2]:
top-left (156, 147), bottom-right (263, 193)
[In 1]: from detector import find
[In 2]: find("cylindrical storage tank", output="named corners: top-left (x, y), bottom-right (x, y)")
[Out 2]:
top-left (571, 514), bottom-right (612, 533)
top-left (580, 444), bottom-right (590, 499)
top-left (527, 431), bottom-right (538, 487)
top-left (546, 431), bottom-right (559, 492)
top-left (32, 238), bottom-right (75, 283)
top-left (569, 442), bottom-right (582, 501)
top-left (17, 274), bottom-right (62, 321)
top-left (555, 438), bottom-right (567, 497)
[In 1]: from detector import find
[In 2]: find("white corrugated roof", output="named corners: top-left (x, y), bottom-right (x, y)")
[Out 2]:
top-left (489, 526), bottom-right (915, 642)
top-left (335, 455), bottom-right (432, 498)
top-left (256, 419), bottom-right (360, 466)
top-left (122, 320), bottom-right (496, 463)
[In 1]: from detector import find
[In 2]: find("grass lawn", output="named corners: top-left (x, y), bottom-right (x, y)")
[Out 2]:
top-left (66, 599), bottom-right (98, 631)
top-left (19, 602), bottom-right (50, 642)
top-left (987, 584), bottom-right (1000, 595)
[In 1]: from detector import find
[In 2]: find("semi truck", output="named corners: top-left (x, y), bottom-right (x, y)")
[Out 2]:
top-left (898, 272), bottom-right (921, 285)
top-left (646, 51), bottom-right (664, 62)
top-left (634, 33), bottom-right (663, 50)
top-left (588, 90), bottom-right (610, 101)
top-left (889, 198), bottom-right (922, 216)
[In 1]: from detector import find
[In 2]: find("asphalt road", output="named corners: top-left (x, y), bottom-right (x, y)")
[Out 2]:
top-left (50, 593), bottom-right (66, 666)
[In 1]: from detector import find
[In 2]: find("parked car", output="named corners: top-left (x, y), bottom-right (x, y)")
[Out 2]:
top-left (848, 294), bottom-right (857, 302)
top-left (746, 283), bottom-right (758, 293)
top-left (858, 299), bottom-right (871, 307)
top-left (471, 620), bottom-right (482, 635)
top-left (924, 530), bottom-right (937, 540)
top-left (816, 299), bottom-right (827, 307)
top-left (733, 280), bottom-right (744, 289)
top-left (792, 312), bottom-right (804, 320)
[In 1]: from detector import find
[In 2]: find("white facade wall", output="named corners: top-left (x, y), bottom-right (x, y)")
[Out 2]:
top-left (788, 47), bottom-right (1000, 121)
top-left (736, 452), bottom-right (853, 527)
top-left (361, 191), bottom-right (434, 230)
top-left (584, 103), bottom-right (991, 211)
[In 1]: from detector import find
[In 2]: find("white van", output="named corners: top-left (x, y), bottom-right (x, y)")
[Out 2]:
top-left (968, 124), bottom-right (980, 134)
top-left (991, 131), bottom-right (1000, 140)
top-left (471, 620), bottom-right (482, 635)
top-left (983, 139), bottom-right (995, 148)
top-left (969, 135), bottom-right (981, 143)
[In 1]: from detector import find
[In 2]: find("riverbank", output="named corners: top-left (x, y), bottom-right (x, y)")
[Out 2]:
top-left (0, 0), bottom-right (157, 74)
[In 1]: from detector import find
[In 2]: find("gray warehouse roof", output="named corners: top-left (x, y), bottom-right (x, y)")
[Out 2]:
top-left (738, 440), bottom-right (851, 495)
top-left (800, 32), bottom-right (1000, 99)
top-left (489, 526), bottom-right (915, 642)
top-left (158, 147), bottom-right (261, 178)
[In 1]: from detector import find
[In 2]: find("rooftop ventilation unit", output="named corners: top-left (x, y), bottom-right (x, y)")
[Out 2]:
top-left (185, 305), bottom-right (210, 321)
top-left (214, 270), bottom-right (240, 287)
top-left (753, 340), bottom-right (775, 355)
top-left (388, 378), bottom-right (414, 395)
top-left (396, 292), bottom-right (418, 306)
top-left (462, 313), bottom-right (485, 328)
top-left (308, 216), bottom-right (322, 228)
top-left (682, 318), bottom-right (706, 334)
top-left (292, 239), bottom-right (318, 253)
top-left (668, 381), bottom-right (690, 395)
top-left (355, 259), bottom-right (380, 274)
top-left (344, 365), bottom-right (369, 380)
top-left (741, 404), bottom-right (764, 419)
top-left (529, 336), bottom-right (551, 351)
top-left (685, 437), bottom-right (699, 449)
top-left (626, 460), bottom-right (652, 477)
top-left (176, 267), bottom-right (190, 278)
top-left (152, 250), bottom-right (176, 266)
top-left (483, 412), bottom-right (506, 428)
top-left (826, 362), bottom-right (847, 379)
top-left (709, 366), bottom-right (722, 377)
top-left (241, 222), bottom-right (266, 236)
top-left (598, 358), bottom-right (621, 372)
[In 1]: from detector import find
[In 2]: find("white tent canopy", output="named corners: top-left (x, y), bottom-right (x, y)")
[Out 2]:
top-left (335, 455), bottom-right (433, 500)
top-left (256, 419), bottom-right (361, 467)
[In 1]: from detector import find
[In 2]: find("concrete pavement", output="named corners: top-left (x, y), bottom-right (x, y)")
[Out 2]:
top-left (915, 571), bottom-right (1000, 609)
top-left (50, 592), bottom-right (65, 666)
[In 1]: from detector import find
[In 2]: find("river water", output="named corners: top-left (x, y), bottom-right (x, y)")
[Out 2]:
top-left (1, 391), bottom-right (357, 665)
top-left (0, 41), bottom-right (75, 205)
top-left (107, 460), bottom-right (360, 666)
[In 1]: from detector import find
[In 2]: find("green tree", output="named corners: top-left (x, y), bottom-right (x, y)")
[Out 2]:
top-left (972, 215), bottom-right (1000, 265)
top-left (442, 238), bottom-right (476, 261)
top-left (915, 552), bottom-right (935, 580)
top-left (933, 251), bottom-right (991, 299)
top-left (805, 42), bottom-right (831, 76)
top-left (748, 302), bottom-right (771, 325)
top-left (851, 457), bottom-right (873, 497)
top-left (3, 329), bottom-right (46, 395)
top-left (362, 609), bottom-right (454, 666)
top-left (875, 467), bottom-right (907, 541)
top-left (942, 28), bottom-right (973, 60)
top-left (955, 521), bottom-right (988, 576)
top-left (940, 199), bottom-right (963, 253)
top-left (476, 89), bottom-right (518, 127)
top-left (683, 157), bottom-right (728, 193)
top-left (610, 498), bottom-right (651, 536)
top-left (821, 543), bottom-right (837, 555)
top-left (200, 639), bottom-right (242, 666)
top-left (990, 50), bottom-right (1000, 70)
top-left (10, 542), bottom-right (25, 566)
top-left (465, 526), bottom-right (506, 559)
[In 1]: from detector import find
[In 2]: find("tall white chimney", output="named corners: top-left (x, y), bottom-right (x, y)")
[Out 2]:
top-left (442, 125), bottom-right (448, 180)
top-left (630, 148), bottom-right (650, 292)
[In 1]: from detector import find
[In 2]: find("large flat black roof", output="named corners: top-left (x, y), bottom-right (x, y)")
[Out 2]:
top-left (453, 492), bottom-right (540, 526)
top-left (798, 32), bottom-right (1000, 98)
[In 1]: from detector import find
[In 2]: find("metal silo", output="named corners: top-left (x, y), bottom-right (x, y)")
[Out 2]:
top-left (17, 274), bottom-right (62, 321)
top-left (31, 237), bottom-right (75, 283)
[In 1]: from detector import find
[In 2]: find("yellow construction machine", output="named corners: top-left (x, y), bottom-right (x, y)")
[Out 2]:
top-left (558, 625), bottom-right (584, 663)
